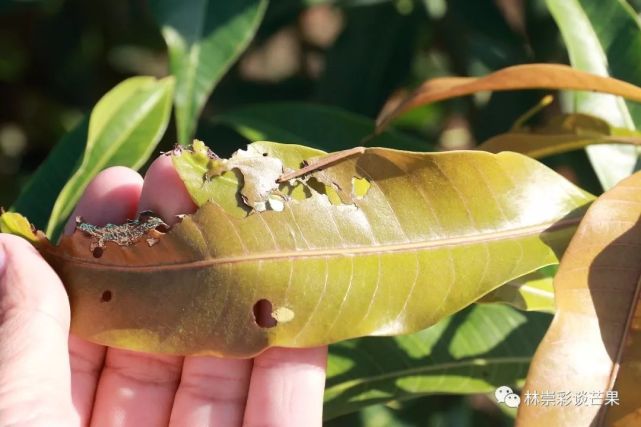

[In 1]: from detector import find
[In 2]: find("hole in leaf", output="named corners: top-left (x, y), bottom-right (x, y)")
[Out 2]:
top-left (267, 195), bottom-right (285, 212)
top-left (139, 210), bottom-right (156, 218)
top-left (92, 247), bottom-right (103, 258)
top-left (307, 177), bottom-right (342, 205)
top-left (262, 152), bottom-right (268, 157)
top-left (253, 299), bottom-right (278, 328)
top-left (155, 223), bottom-right (170, 233)
top-left (279, 181), bottom-right (311, 200)
top-left (101, 290), bottom-right (112, 302)
top-left (352, 176), bottom-right (371, 198)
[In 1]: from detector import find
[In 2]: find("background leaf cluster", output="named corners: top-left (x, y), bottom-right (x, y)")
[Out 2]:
top-left (4, 0), bottom-right (641, 425)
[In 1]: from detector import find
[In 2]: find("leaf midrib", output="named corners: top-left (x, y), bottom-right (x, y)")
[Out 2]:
top-left (44, 215), bottom-right (582, 272)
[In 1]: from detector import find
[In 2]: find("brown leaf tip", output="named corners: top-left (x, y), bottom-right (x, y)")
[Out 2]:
top-left (100, 290), bottom-right (112, 302)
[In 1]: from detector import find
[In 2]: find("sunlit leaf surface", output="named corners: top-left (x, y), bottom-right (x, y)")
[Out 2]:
top-left (479, 113), bottom-right (641, 159)
top-left (518, 169), bottom-right (641, 426)
top-left (11, 141), bottom-right (593, 357)
top-left (547, 0), bottom-right (641, 189)
top-left (376, 64), bottom-right (641, 132)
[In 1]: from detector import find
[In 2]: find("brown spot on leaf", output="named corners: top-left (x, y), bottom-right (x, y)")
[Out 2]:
top-left (92, 246), bottom-right (103, 258)
top-left (101, 290), bottom-right (112, 302)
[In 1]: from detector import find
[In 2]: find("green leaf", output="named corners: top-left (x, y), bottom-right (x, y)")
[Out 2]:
top-left (0, 211), bottom-right (39, 243)
top-left (151, 0), bottom-right (268, 145)
top-left (479, 113), bottom-right (641, 159)
top-left (324, 304), bottom-right (552, 419)
top-left (546, 0), bottom-right (641, 189)
top-left (479, 266), bottom-right (556, 312)
top-left (11, 118), bottom-right (88, 231)
top-left (215, 102), bottom-right (428, 152)
top-left (37, 141), bottom-right (593, 357)
top-left (46, 76), bottom-right (174, 240)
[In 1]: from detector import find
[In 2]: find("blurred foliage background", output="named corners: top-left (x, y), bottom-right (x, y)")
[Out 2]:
top-left (2, 0), bottom-right (638, 425)
top-left (0, 0), bottom-right (595, 207)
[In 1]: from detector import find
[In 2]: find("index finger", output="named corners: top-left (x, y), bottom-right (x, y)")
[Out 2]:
top-left (64, 166), bottom-right (144, 425)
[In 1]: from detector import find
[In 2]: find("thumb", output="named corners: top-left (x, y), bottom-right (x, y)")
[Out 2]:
top-left (0, 234), bottom-right (77, 426)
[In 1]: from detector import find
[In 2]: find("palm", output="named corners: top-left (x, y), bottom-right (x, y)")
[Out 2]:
top-left (0, 156), bottom-right (326, 427)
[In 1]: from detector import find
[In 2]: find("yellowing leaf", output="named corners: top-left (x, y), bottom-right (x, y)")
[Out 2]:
top-left (479, 113), bottom-right (641, 158)
top-left (518, 169), bottom-right (641, 426)
top-left (376, 64), bottom-right (641, 132)
top-left (21, 142), bottom-right (594, 357)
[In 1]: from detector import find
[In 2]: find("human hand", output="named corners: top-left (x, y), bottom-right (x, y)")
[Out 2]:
top-left (0, 156), bottom-right (327, 426)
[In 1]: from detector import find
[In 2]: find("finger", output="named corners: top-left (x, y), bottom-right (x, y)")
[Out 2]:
top-left (243, 347), bottom-right (327, 427)
top-left (91, 350), bottom-right (182, 427)
top-left (138, 155), bottom-right (197, 224)
top-left (168, 357), bottom-right (252, 427)
top-left (144, 154), bottom-right (254, 427)
top-left (0, 234), bottom-right (78, 426)
top-left (90, 156), bottom-right (192, 427)
top-left (65, 166), bottom-right (144, 425)
top-left (64, 166), bottom-right (144, 235)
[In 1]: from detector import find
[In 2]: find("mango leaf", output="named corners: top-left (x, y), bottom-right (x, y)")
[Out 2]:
top-left (518, 169), bottom-right (641, 426)
top-left (151, 0), bottom-right (268, 145)
top-left (324, 303), bottom-right (552, 419)
top-left (478, 266), bottom-right (556, 313)
top-left (0, 211), bottom-right (40, 243)
top-left (215, 102), bottom-right (428, 152)
top-left (547, 0), bottom-right (641, 190)
top-left (16, 141), bottom-right (593, 357)
top-left (479, 113), bottom-right (641, 159)
top-left (375, 64), bottom-right (641, 132)
top-left (46, 76), bottom-right (174, 240)
top-left (10, 117), bottom-right (88, 231)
